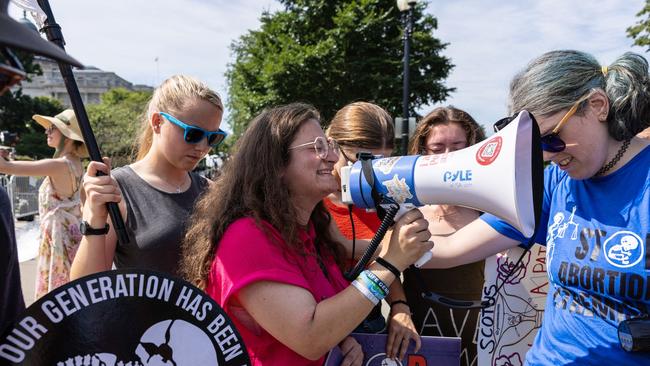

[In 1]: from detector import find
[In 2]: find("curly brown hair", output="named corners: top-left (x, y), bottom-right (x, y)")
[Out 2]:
top-left (180, 103), bottom-right (345, 289)
top-left (407, 106), bottom-right (486, 155)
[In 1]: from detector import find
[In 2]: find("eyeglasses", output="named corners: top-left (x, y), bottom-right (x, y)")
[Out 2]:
top-left (45, 126), bottom-right (58, 134)
top-left (339, 147), bottom-right (357, 163)
top-left (159, 112), bottom-right (227, 147)
top-left (288, 136), bottom-right (339, 160)
top-left (492, 90), bottom-right (596, 153)
top-left (1, 48), bottom-right (27, 95)
top-left (539, 90), bottom-right (596, 153)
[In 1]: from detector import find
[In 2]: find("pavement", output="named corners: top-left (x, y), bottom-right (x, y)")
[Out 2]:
top-left (15, 219), bottom-right (39, 307)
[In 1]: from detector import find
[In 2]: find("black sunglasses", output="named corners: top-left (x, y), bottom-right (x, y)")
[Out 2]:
top-left (495, 92), bottom-right (595, 153)
top-left (493, 113), bottom-right (566, 153)
top-left (492, 113), bottom-right (566, 152)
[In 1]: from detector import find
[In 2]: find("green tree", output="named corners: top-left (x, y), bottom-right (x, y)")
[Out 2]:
top-left (0, 51), bottom-right (63, 159)
top-left (627, 1), bottom-right (650, 49)
top-left (86, 88), bottom-right (152, 166)
top-left (226, 0), bottom-right (453, 146)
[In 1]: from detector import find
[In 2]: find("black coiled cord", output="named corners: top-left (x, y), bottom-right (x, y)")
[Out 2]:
top-left (344, 202), bottom-right (400, 281)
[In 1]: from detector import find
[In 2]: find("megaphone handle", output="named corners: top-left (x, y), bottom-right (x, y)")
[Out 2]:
top-left (391, 205), bottom-right (432, 268)
top-left (414, 252), bottom-right (433, 268)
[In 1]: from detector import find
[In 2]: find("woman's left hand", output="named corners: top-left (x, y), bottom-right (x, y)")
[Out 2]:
top-left (339, 336), bottom-right (364, 366)
top-left (386, 303), bottom-right (421, 360)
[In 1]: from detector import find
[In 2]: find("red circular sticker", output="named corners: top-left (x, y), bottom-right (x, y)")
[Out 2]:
top-left (476, 136), bottom-right (502, 166)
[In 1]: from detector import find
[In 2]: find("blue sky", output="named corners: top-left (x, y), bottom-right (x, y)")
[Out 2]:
top-left (10, 0), bottom-right (648, 133)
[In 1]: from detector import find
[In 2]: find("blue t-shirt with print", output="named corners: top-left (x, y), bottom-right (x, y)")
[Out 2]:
top-left (482, 145), bottom-right (650, 365)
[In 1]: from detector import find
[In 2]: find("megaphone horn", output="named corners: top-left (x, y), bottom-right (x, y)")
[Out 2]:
top-left (341, 110), bottom-right (544, 267)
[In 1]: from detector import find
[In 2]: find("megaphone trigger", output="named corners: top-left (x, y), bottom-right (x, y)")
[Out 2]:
top-left (379, 202), bottom-right (433, 268)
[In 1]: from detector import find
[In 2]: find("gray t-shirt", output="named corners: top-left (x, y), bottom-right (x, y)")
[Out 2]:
top-left (112, 166), bottom-right (208, 275)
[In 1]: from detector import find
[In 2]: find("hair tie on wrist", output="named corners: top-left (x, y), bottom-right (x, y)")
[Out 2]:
top-left (375, 257), bottom-right (400, 278)
top-left (391, 299), bottom-right (409, 308)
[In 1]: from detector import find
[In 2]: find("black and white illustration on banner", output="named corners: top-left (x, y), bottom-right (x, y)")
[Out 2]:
top-left (478, 245), bottom-right (548, 366)
top-left (0, 270), bottom-right (250, 366)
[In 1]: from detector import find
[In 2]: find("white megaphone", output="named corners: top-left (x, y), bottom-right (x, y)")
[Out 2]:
top-left (340, 110), bottom-right (543, 268)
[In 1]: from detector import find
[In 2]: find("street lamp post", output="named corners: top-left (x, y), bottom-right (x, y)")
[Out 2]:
top-left (397, 0), bottom-right (416, 154)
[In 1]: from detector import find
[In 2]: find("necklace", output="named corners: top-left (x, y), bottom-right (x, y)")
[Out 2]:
top-left (164, 176), bottom-right (188, 193)
top-left (596, 139), bottom-right (631, 176)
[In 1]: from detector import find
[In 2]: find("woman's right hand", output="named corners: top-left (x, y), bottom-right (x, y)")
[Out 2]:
top-left (382, 209), bottom-right (433, 271)
top-left (82, 158), bottom-right (121, 225)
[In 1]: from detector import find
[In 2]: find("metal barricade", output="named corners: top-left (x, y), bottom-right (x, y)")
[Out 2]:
top-left (6, 175), bottom-right (43, 220)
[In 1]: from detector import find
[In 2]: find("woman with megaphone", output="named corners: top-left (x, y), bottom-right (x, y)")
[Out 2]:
top-left (180, 103), bottom-right (433, 366)
top-left (421, 50), bottom-right (650, 365)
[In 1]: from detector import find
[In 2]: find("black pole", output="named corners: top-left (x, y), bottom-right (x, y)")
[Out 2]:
top-left (401, 6), bottom-right (414, 154)
top-left (35, 0), bottom-right (129, 245)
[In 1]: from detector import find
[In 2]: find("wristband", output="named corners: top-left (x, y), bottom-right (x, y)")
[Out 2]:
top-left (390, 300), bottom-right (409, 308)
top-left (359, 270), bottom-right (389, 298)
top-left (375, 257), bottom-right (401, 278)
top-left (351, 279), bottom-right (380, 305)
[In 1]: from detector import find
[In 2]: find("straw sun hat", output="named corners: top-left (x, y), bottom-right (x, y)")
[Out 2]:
top-left (32, 109), bottom-right (89, 157)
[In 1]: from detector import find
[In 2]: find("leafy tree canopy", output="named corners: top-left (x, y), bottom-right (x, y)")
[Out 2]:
top-left (226, 0), bottom-right (454, 144)
top-left (86, 88), bottom-right (152, 167)
top-left (0, 51), bottom-right (63, 159)
top-left (627, 1), bottom-right (650, 50)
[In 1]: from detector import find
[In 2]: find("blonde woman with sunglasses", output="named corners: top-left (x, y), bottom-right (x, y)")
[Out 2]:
top-left (71, 75), bottom-right (226, 279)
top-left (419, 51), bottom-right (650, 365)
top-left (0, 109), bottom-right (87, 299)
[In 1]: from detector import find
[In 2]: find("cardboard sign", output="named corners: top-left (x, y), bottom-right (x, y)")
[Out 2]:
top-left (325, 333), bottom-right (460, 366)
top-left (478, 245), bottom-right (548, 366)
top-left (0, 269), bottom-right (250, 366)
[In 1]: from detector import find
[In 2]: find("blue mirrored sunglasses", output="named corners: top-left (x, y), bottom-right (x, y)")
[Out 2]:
top-left (159, 112), bottom-right (227, 147)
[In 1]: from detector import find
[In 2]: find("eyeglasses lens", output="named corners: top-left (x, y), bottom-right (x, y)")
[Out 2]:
top-left (540, 134), bottom-right (566, 152)
top-left (313, 137), bottom-right (328, 159)
top-left (184, 128), bottom-right (205, 144)
top-left (208, 133), bottom-right (225, 147)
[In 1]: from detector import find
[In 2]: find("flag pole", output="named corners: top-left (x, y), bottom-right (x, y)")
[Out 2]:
top-left (35, 0), bottom-right (130, 245)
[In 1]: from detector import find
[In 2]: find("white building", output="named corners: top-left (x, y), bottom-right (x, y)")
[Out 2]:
top-left (21, 57), bottom-right (153, 106)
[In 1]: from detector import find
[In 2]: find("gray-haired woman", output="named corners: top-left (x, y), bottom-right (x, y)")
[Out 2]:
top-left (420, 50), bottom-right (650, 365)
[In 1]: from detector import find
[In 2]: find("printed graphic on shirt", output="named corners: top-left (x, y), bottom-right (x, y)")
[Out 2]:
top-left (0, 270), bottom-right (250, 366)
top-left (603, 231), bottom-right (644, 268)
top-left (547, 206), bottom-right (649, 327)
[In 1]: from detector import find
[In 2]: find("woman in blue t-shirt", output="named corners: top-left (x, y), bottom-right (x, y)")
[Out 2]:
top-left (421, 50), bottom-right (650, 365)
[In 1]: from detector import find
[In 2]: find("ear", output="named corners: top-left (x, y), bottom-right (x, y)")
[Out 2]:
top-left (589, 90), bottom-right (610, 122)
top-left (151, 112), bottom-right (163, 133)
